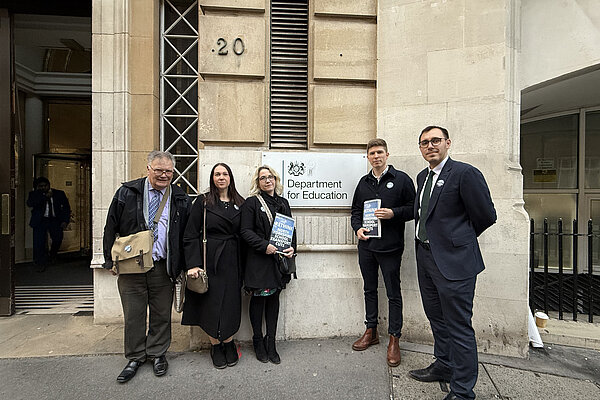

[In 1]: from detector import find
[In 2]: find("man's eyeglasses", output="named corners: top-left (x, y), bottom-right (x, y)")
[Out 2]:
top-left (259, 175), bottom-right (275, 182)
top-left (149, 166), bottom-right (174, 176)
top-left (418, 137), bottom-right (446, 148)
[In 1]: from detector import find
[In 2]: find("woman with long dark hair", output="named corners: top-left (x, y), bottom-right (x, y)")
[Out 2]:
top-left (240, 165), bottom-right (296, 364)
top-left (182, 163), bottom-right (245, 369)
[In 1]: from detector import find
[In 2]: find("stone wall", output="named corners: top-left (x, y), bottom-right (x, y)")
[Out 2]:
top-left (377, 0), bottom-right (528, 357)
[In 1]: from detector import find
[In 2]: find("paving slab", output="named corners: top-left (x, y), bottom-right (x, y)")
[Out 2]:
top-left (484, 364), bottom-right (600, 400)
top-left (390, 350), bottom-right (501, 400)
top-left (0, 338), bottom-right (390, 400)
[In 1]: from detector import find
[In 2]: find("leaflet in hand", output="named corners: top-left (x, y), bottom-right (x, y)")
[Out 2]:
top-left (269, 213), bottom-right (295, 252)
top-left (363, 199), bottom-right (381, 238)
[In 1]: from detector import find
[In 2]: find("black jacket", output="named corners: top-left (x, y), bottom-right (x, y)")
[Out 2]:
top-left (240, 192), bottom-right (296, 289)
top-left (414, 158), bottom-right (496, 280)
top-left (102, 177), bottom-right (192, 279)
top-left (351, 165), bottom-right (416, 253)
top-left (181, 195), bottom-right (244, 338)
top-left (27, 188), bottom-right (71, 227)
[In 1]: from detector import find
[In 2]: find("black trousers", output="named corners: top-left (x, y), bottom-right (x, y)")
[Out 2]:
top-left (32, 217), bottom-right (63, 265)
top-left (117, 259), bottom-right (174, 361)
top-left (358, 247), bottom-right (403, 337)
top-left (416, 242), bottom-right (478, 400)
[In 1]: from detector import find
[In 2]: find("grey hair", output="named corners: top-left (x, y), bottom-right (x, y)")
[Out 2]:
top-left (147, 150), bottom-right (175, 165)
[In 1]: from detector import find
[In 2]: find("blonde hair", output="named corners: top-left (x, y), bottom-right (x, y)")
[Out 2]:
top-left (249, 165), bottom-right (283, 196)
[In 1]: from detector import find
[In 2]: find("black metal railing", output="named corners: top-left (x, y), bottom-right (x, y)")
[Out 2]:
top-left (529, 218), bottom-right (599, 322)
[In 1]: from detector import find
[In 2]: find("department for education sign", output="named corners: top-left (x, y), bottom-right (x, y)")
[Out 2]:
top-left (262, 152), bottom-right (367, 208)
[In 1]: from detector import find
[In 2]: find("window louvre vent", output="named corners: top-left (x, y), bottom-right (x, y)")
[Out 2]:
top-left (270, 0), bottom-right (309, 149)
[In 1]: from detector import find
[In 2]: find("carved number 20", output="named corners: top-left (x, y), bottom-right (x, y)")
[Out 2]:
top-left (217, 38), bottom-right (245, 56)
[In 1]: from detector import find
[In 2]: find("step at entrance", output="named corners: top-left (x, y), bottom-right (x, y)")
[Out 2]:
top-left (15, 285), bottom-right (93, 315)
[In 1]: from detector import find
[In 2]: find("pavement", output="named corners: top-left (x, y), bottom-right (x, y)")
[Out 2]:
top-left (1, 314), bottom-right (599, 400)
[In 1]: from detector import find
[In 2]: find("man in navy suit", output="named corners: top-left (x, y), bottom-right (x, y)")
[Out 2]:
top-left (27, 177), bottom-right (71, 271)
top-left (409, 126), bottom-right (496, 400)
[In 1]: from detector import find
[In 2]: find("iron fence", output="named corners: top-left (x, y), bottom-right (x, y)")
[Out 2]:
top-left (529, 218), bottom-right (600, 322)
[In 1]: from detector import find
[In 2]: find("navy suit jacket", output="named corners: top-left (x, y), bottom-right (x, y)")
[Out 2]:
top-left (27, 188), bottom-right (71, 228)
top-left (414, 158), bottom-right (496, 280)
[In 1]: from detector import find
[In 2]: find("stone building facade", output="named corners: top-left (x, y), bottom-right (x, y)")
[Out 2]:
top-left (89, 0), bottom-right (600, 358)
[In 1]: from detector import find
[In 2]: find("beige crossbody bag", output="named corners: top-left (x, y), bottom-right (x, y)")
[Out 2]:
top-left (111, 185), bottom-right (170, 274)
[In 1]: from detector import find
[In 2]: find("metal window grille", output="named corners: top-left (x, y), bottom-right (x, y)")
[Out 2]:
top-left (270, 0), bottom-right (308, 149)
top-left (160, 0), bottom-right (199, 195)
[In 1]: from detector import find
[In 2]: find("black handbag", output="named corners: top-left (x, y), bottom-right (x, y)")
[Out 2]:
top-left (276, 253), bottom-right (297, 275)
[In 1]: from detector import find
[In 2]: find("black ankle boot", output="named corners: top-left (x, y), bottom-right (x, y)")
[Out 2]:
top-left (265, 335), bottom-right (280, 364)
top-left (210, 343), bottom-right (227, 369)
top-left (253, 336), bottom-right (268, 363)
top-left (223, 340), bottom-right (239, 367)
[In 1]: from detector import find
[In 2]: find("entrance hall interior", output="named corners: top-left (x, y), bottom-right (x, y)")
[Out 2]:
top-left (10, 5), bottom-right (92, 315)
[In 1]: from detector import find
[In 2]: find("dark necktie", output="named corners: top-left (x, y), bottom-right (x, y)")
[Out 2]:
top-left (417, 170), bottom-right (435, 242)
top-left (148, 189), bottom-right (160, 242)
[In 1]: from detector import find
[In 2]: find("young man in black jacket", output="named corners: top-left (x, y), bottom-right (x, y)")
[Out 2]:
top-left (350, 138), bottom-right (415, 367)
top-left (103, 151), bottom-right (191, 383)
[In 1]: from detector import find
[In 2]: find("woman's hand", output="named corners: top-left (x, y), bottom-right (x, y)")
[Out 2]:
top-left (282, 247), bottom-right (294, 258)
top-left (265, 244), bottom-right (278, 255)
top-left (187, 267), bottom-right (202, 278)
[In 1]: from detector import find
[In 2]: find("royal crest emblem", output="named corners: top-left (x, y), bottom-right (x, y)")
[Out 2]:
top-left (288, 161), bottom-right (305, 176)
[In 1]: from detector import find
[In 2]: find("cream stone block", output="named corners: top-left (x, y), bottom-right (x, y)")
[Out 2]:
top-left (195, 148), bottom-right (262, 195)
top-left (129, 36), bottom-right (157, 95)
top-left (93, 268), bottom-right (123, 324)
top-left (198, 15), bottom-right (266, 77)
top-left (377, 103), bottom-right (448, 157)
top-left (473, 297), bottom-right (529, 357)
top-left (92, 0), bottom-right (116, 35)
top-left (443, 97), bottom-right (508, 154)
top-left (427, 44), bottom-right (506, 102)
top-left (377, 53), bottom-right (428, 107)
top-left (129, 151), bottom-right (152, 180)
top-left (283, 277), bottom-right (365, 338)
top-left (312, 85), bottom-right (375, 145)
top-left (464, 0), bottom-right (507, 47)
top-left (130, 0), bottom-right (158, 38)
top-left (92, 33), bottom-right (128, 93)
top-left (381, 0), bottom-right (463, 55)
top-left (200, 0), bottom-right (265, 11)
top-left (313, 19), bottom-right (376, 81)
top-left (198, 80), bottom-right (265, 142)
top-left (314, 0), bottom-right (376, 17)
top-left (130, 94), bottom-right (159, 151)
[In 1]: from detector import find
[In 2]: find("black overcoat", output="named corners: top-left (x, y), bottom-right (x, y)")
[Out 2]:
top-left (181, 195), bottom-right (243, 340)
top-left (240, 192), bottom-right (296, 290)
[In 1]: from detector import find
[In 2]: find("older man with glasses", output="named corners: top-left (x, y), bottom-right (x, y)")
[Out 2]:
top-left (103, 150), bottom-right (191, 383)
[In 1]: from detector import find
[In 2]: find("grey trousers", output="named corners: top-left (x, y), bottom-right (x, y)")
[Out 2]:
top-left (117, 259), bottom-right (174, 361)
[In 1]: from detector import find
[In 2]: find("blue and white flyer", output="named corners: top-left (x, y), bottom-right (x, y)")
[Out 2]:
top-left (363, 199), bottom-right (381, 238)
top-left (269, 213), bottom-right (296, 252)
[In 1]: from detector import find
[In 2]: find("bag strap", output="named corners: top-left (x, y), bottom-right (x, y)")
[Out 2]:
top-left (202, 199), bottom-right (207, 271)
top-left (153, 185), bottom-right (170, 225)
top-left (256, 194), bottom-right (274, 226)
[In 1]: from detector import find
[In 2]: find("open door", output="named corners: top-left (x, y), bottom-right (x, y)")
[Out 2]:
top-left (0, 9), bottom-right (15, 316)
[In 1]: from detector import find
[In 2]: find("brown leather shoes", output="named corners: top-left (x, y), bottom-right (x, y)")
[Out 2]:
top-left (387, 335), bottom-right (401, 367)
top-left (352, 327), bottom-right (379, 351)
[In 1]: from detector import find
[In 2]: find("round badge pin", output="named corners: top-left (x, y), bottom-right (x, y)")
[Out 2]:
top-left (260, 206), bottom-right (265, 212)
top-left (387, 182), bottom-right (394, 189)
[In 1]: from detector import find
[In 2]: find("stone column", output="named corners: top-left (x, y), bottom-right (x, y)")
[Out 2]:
top-left (378, 0), bottom-right (529, 357)
top-left (91, 0), bottom-right (160, 323)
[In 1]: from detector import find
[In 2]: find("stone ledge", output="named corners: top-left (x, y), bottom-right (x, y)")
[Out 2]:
top-left (539, 318), bottom-right (600, 350)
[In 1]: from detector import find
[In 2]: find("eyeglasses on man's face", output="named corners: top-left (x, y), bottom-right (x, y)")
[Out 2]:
top-left (149, 166), bottom-right (174, 176)
top-left (418, 137), bottom-right (446, 148)
top-left (259, 175), bottom-right (275, 182)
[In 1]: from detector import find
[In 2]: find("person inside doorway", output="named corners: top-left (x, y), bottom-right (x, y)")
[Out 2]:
top-left (27, 177), bottom-right (71, 272)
